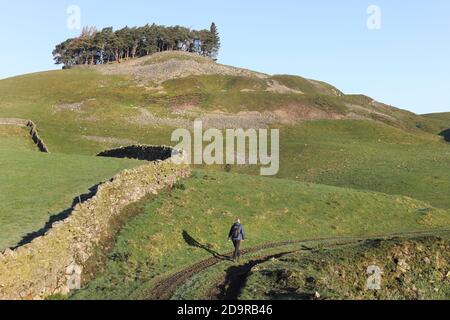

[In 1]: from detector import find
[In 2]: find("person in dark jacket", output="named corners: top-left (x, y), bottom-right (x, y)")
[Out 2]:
top-left (228, 218), bottom-right (246, 262)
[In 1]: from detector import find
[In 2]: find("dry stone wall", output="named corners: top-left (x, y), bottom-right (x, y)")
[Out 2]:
top-left (26, 120), bottom-right (50, 153)
top-left (0, 158), bottom-right (190, 300)
top-left (97, 145), bottom-right (175, 162)
top-left (0, 118), bottom-right (49, 153)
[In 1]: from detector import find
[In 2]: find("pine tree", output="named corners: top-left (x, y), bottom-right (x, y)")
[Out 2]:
top-left (209, 22), bottom-right (221, 60)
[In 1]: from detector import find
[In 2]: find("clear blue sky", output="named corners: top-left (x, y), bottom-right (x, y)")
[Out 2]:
top-left (1, 0), bottom-right (449, 114)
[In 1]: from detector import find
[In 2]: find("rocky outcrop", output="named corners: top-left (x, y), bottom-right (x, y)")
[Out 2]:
top-left (0, 158), bottom-right (190, 300)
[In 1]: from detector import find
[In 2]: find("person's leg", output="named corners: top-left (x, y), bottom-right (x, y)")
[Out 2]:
top-left (234, 240), bottom-right (241, 262)
top-left (232, 240), bottom-right (238, 261)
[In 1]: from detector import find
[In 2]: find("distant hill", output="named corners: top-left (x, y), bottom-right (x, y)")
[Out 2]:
top-left (423, 112), bottom-right (450, 128)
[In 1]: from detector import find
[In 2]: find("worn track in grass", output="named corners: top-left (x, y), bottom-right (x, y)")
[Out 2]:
top-left (148, 228), bottom-right (450, 300)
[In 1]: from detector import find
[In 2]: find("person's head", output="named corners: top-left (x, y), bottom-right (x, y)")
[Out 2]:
top-left (235, 218), bottom-right (241, 224)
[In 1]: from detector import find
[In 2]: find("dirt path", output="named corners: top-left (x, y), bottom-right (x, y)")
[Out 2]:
top-left (0, 118), bottom-right (28, 126)
top-left (148, 228), bottom-right (450, 300)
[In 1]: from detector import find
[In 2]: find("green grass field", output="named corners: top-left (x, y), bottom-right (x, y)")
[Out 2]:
top-left (0, 125), bottom-right (36, 151)
top-left (278, 121), bottom-right (450, 208)
top-left (0, 147), bottom-right (140, 250)
top-left (200, 120), bottom-right (450, 209)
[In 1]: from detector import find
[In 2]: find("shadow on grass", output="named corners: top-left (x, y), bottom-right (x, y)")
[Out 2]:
top-left (12, 182), bottom-right (107, 249)
top-left (217, 245), bottom-right (313, 300)
top-left (182, 230), bottom-right (230, 261)
top-left (217, 251), bottom-right (292, 300)
top-left (439, 129), bottom-right (450, 142)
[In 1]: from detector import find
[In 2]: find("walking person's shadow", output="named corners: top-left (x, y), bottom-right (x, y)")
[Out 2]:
top-left (182, 230), bottom-right (230, 261)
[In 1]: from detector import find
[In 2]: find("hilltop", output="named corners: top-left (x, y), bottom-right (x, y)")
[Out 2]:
top-left (84, 51), bottom-right (267, 83)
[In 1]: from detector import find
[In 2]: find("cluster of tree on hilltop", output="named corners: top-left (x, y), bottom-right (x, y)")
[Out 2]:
top-left (53, 23), bottom-right (220, 67)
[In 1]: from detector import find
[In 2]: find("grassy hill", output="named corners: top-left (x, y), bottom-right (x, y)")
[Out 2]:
top-left (423, 112), bottom-right (450, 141)
top-left (1, 52), bottom-right (449, 210)
top-left (199, 119), bottom-right (450, 209)
top-left (237, 235), bottom-right (450, 300)
top-left (423, 112), bottom-right (450, 127)
top-left (0, 52), bottom-right (446, 155)
top-left (233, 235), bottom-right (450, 300)
top-left (1, 51), bottom-right (450, 299)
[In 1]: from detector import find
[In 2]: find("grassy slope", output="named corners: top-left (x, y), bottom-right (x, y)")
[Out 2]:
top-left (2, 67), bottom-right (450, 209)
top-left (71, 171), bottom-right (450, 300)
top-left (0, 69), bottom-right (176, 155)
top-left (278, 121), bottom-right (450, 208)
top-left (169, 233), bottom-right (450, 300)
top-left (203, 120), bottom-right (450, 209)
top-left (0, 106), bottom-right (142, 251)
top-left (239, 236), bottom-right (450, 300)
top-left (141, 51), bottom-right (213, 65)
top-left (423, 112), bottom-right (450, 125)
top-left (0, 146), bottom-right (140, 250)
top-left (0, 126), bottom-right (36, 151)
top-left (0, 65), bottom-right (445, 156)
top-left (423, 113), bottom-right (450, 138)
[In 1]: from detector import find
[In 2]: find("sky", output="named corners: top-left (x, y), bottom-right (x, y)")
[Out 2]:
top-left (0, 0), bottom-right (449, 114)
